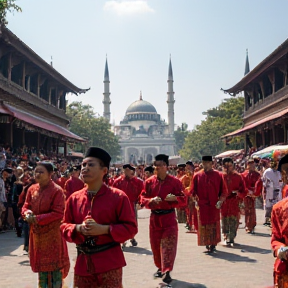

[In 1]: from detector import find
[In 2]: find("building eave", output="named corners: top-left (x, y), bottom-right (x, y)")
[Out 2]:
top-left (1, 25), bottom-right (89, 95)
top-left (222, 38), bottom-right (288, 96)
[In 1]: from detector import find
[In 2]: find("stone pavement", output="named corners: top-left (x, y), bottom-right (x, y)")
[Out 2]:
top-left (0, 208), bottom-right (274, 288)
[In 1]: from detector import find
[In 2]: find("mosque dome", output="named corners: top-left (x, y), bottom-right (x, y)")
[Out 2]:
top-left (126, 94), bottom-right (157, 115)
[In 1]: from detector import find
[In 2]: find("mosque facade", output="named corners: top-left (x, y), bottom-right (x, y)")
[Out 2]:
top-left (102, 58), bottom-right (176, 164)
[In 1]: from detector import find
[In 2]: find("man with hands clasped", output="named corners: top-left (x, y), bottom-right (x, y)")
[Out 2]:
top-left (221, 157), bottom-right (247, 246)
top-left (140, 154), bottom-right (186, 285)
top-left (61, 147), bottom-right (137, 288)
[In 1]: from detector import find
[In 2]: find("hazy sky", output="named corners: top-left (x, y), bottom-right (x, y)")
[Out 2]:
top-left (6, 0), bottom-right (288, 130)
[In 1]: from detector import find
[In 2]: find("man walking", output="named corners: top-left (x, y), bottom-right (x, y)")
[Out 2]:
top-left (190, 156), bottom-right (228, 253)
top-left (140, 154), bottom-right (186, 285)
top-left (221, 158), bottom-right (246, 245)
top-left (113, 163), bottom-right (143, 247)
top-left (241, 158), bottom-right (263, 234)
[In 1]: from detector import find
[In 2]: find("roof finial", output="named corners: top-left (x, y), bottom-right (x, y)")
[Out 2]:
top-left (140, 91), bottom-right (143, 100)
top-left (244, 49), bottom-right (250, 76)
top-left (50, 56), bottom-right (53, 67)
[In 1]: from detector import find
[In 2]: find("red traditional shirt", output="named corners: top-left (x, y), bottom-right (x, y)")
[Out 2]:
top-left (113, 175), bottom-right (143, 206)
top-left (190, 169), bottom-right (228, 225)
top-left (140, 174), bottom-right (186, 210)
top-left (60, 184), bottom-right (137, 276)
top-left (282, 184), bottom-right (288, 199)
top-left (64, 176), bottom-right (85, 199)
top-left (22, 181), bottom-right (70, 276)
top-left (241, 170), bottom-right (263, 197)
top-left (56, 176), bottom-right (69, 190)
top-left (271, 197), bottom-right (288, 276)
top-left (221, 171), bottom-right (246, 217)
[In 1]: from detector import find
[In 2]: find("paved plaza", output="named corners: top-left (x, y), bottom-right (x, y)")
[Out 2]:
top-left (0, 208), bottom-right (274, 288)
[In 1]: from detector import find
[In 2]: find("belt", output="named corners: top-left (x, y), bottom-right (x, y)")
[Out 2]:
top-left (76, 242), bottom-right (119, 256)
top-left (151, 209), bottom-right (175, 215)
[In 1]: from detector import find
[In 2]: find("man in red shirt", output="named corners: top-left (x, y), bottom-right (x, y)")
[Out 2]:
top-left (271, 154), bottom-right (288, 287)
top-left (61, 147), bottom-right (137, 288)
top-left (140, 154), bottom-right (186, 285)
top-left (144, 166), bottom-right (154, 180)
top-left (64, 165), bottom-right (84, 200)
top-left (221, 158), bottom-right (246, 245)
top-left (241, 158), bottom-right (263, 234)
top-left (190, 156), bottom-right (228, 253)
top-left (113, 164), bottom-right (143, 247)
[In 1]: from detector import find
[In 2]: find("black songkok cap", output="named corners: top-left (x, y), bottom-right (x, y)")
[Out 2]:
top-left (2, 167), bottom-right (12, 174)
top-left (278, 154), bottom-right (288, 172)
top-left (223, 157), bottom-right (233, 165)
top-left (123, 164), bottom-right (135, 171)
top-left (144, 166), bottom-right (154, 173)
top-left (202, 156), bottom-right (212, 162)
top-left (85, 147), bottom-right (111, 169)
top-left (186, 161), bottom-right (194, 167)
top-left (177, 163), bottom-right (186, 168)
top-left (37, 162), bottom-right (54, 173)
top-left (155, 154), bottom-right (169, 166)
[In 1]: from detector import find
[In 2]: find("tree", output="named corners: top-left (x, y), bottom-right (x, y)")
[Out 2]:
top-left (180, 97), bottom-right (244, 161)
top-left (66, 101), bottom-right (121, 162)
top-left (0, 0), bottom-right (21, 25)
top-left (174, 122), bottom-right (189, 154)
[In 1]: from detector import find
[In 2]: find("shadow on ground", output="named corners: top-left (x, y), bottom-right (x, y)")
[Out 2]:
top-left (252, 232), bottom-right (271, 238)
top-left (18, 259), bottom-right (30, 266)
top-left (123, 246), bottom-right (153, 255)
top-left (231, 243), bottom-right (271, 254)
top-left (157, 280), bottom-right (207, 288)
top-left (207, 250), bottom-right (257, 262)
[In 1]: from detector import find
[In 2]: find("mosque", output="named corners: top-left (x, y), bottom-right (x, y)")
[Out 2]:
top-left (102, 58), bottom-right (176, 164)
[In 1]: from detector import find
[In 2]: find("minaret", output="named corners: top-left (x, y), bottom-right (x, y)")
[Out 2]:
top-left (244, 49), bottom-right (250, 76)
top-left (167, 56), bottom-right (175, 135)
top-left (103, 57), bottom-right (111, 122)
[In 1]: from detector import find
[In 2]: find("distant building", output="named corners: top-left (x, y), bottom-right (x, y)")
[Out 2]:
top-left (222, 43), bottom-right (288, 150)
top-left (103, 58), bottom-right (176, 164)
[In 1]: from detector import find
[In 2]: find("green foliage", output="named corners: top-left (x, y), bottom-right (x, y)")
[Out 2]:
top-left (66, 101), bottom-right (121, 162)
top-left (0, 0), bottom-right (22, 25)
top-left (180, 97), bottom-right (245, 161)
top-left (174, 122), bottom-right (189, 154)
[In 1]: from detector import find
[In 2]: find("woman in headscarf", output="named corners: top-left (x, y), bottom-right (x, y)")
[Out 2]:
top-left (22, 162), bottom-right (70, 288)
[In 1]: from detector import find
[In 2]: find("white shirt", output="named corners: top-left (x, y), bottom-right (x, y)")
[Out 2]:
top-left (262, 168), bottom-right (283, 207)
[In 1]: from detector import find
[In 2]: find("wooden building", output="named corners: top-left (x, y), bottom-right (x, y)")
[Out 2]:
top-left (0, 24), bottom-right (87, 155)
top-left (222, 41), bottom-right (288, 150)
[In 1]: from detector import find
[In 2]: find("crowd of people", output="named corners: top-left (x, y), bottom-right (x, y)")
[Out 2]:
top-left (0, 144), bottom-right (288, 287)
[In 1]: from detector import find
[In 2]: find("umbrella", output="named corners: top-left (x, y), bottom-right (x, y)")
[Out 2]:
top-left (215, 150), bottom-right (243, 158)
top-left (252, 145), bottom-right (288, 159)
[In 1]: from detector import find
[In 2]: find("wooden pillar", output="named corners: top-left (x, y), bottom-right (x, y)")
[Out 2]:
top-left (22, 62), bottom-right (26, 88)
top-left (259, 81), bottom-right (264, 102)
top-left (272, 124), bottom-right (276, 144)
top-left (48, 87), bottom-right (52, 104)
top-left (7, 53), bottom-right (12, 81)
top-left (37, 74), bottom-right (41, 97)
top-left (261, 129), bottom-right (265, 146)
top-left (268, 72), bottom-right (275, 95)
top-left (64, 141), bottom-right (67, 157)
top-left (26, 76), bottom-right (30, 92)
top-left (284, 123), bottom-right (287, 144)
